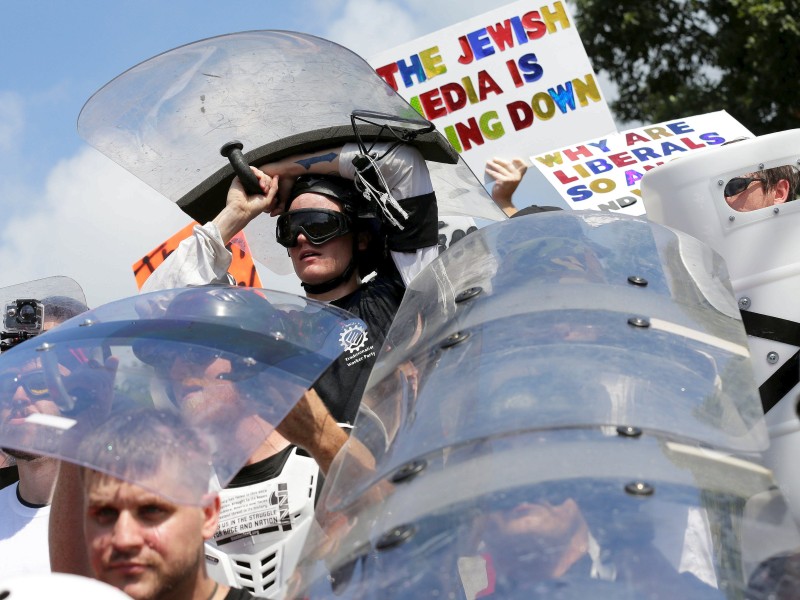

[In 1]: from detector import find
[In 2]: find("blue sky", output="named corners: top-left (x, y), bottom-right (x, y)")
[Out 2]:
top-left (0, 0), bottom-right (589, 307)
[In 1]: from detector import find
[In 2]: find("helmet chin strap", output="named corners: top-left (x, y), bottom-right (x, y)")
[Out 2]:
top-left (300, 234), bottom-right (360, 296)
top-left (301, 260), bottom-right (357, 295)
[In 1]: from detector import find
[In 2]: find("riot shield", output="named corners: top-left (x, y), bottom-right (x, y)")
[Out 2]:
top-left (641, 130), bottom-right (800, 530)
top-left (77, 31), bottom-right (505, 275)
top-left (0, 275), bottom-right (87, 352)
top-left (0, 275), bottom-right (88, 472)
top-left (288, 212), bottom-right (799, 599)
top-left (0, 285), bottom-right (362, 505)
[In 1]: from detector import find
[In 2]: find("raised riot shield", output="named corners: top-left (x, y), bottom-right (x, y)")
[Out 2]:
top-left (77, 31), bottom-right (505, 276)
top-left (288, 212), bottom-right (800, 599)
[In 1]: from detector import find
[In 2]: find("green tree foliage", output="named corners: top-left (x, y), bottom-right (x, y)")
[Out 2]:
top-left (572, 0), bottom-right (800, 134)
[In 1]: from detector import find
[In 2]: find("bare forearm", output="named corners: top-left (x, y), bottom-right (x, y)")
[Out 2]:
top-left (308, 419), bottom-right (350, 476)
top-left (213, 204), bottom-right (256, 246)
top-left (214, 167), bottom-right (278, 244)
top-left (261, 148), bottom-right (343, 178)
top-left (276, 388), bottom-right (349, 476)
top-left (491, 191), bottom-right (518, 217)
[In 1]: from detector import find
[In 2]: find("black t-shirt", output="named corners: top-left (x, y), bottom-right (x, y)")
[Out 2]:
top-left (0, 465), bottom-right (19, 490)
top-left (225, 445), bottom-right (296, 488)
top-left (311, 188), bottom-right (438, 424)
top-left (224, 586), bottom-right (256, 599)
top-left (314, 261), bottom-right (406, 424)
top-left (225, 445), bottom-right (322, 500)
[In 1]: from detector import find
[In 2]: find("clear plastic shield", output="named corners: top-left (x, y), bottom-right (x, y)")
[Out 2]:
top-left (0, 276), bottom-right (87, 351)
top-left (0, 275), bottom-right (89, 477)
top-left (0, 285), bottom-right (362, 505)
top-left (0, 276), bottom-right (85, 310)
top-left (291, 431), bottom-right (799, 599)
top-left (0, 276), bottom-right (88, 471)
top-left (328, 211), bottom-right (766, 509)
top-left (77, 31), bottom-right (503, 236)
top-left (286, 212), bottom-right (792, 599)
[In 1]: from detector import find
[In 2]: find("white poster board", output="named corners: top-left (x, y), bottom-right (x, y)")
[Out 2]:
top-left (530, 111), bottom-right (754, 215)
top-left (369, 0), bottom-right (616, 182)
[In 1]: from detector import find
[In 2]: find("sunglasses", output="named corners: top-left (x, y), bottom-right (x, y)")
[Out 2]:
top-left (276, 209), bottom-right (351, 248)
top-left (134, 342), bottom-right (222, 370)
top-left (0, 370), bottom-right (50, 400)
top-left (724, 176), bottom-right (766, 197)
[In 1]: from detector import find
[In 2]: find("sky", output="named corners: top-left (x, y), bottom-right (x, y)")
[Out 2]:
top-left (0, 0), bottom-right (609, 308)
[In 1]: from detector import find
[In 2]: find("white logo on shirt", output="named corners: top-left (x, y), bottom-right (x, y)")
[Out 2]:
top-left (339, 323), bottom-right (368, 354)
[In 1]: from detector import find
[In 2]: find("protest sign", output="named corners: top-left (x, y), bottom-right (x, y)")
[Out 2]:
top-left (370, 0), bottom-right (616, 181)
top-left (133, 222), bottom-right (262, 289)
top-left (530, 111), bottom-right (753, 215)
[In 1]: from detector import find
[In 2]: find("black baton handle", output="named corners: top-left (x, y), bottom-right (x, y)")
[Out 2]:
top-left (220, 140), bottom-right (262, 196)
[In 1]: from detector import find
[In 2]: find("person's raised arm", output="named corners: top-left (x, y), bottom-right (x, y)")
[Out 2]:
top-left (213, 167), bottom-right (279, 245)
top-left (142, 168), bottom-right (278, 292)
top-left (258, 147), bottom-right (346, 215)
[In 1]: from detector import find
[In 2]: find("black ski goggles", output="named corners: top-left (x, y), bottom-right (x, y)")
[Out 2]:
top-left (276, 209), bottom-right (352, 248)
top-left (724, 176), bottom-right (766, 197)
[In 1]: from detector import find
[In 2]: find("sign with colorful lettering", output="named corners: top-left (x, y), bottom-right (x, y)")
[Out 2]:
top-left (133, 222), bottom-right (262, 289)
top-left (530, 111), bottom-right (753, 215)
top-left (369, 0), bottom-right (616, 180)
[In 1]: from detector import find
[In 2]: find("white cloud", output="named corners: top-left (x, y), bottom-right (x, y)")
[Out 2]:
top-left (323, 0), bottom-right (421, 57)
top-left (0, 147), bottom-right (308, 309)
top-left (323, 0), bottom-right (518, 57)
top-left (0, 148), bottom-right (191, 308)
top-left (0, 91), bottom-right (24, 152)
top-left (403, 0), bottom-right (520, 30)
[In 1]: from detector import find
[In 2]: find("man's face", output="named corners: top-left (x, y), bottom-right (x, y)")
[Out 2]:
top-left (84, 471), bottom-right (219, 600)
top-left (724, 174), bottom-right (789, 212)
top-left (287, 193), bottom-right (355, 286)
top-left (0, 317), bottom-right (70, 452)
top-left (486, 497), bottom-right (585, 559)
top-left (0, 356), bottom-right (67, 460)
top-left (167, 352), bottom-right (241, 427)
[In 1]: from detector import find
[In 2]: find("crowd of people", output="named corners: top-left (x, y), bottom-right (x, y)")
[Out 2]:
top-left (1, 69), bottom-right (800, 598)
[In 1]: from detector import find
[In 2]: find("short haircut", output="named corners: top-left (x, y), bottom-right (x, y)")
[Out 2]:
top-left (758, 164), bottom-right (800, 201)
top-left (40, 295), bottom-right (89, 324)
top-left (721, 136), bottom-right (800, 201)
top-left (79, 408), bottom-right (213, 500)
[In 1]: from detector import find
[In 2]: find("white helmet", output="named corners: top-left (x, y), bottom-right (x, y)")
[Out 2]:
top-left (642, 129), bottom-right (800, 531)
top-left (1, 573), bottom-right (130, 599)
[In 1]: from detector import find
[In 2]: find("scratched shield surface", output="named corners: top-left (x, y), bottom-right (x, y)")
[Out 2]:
top-left (78, 30), bottom-right (505, 277)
